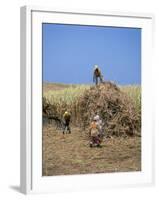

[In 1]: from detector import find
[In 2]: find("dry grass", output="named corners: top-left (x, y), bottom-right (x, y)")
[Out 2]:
top-left (43, 82), bottom-right (141, 116)
top-left (43, 82), bottom-right (70, 92)
top-left (43, 82), bottom-right (141, 136)
top-left (42, 82), bottom-right (141, 176)
top-left (75, 82), bottom-right (141, 136)
top-left (42, 125), bottom-right (141, 176)
top-left (121, 85), bottom-right (141, 114)
top-left (44, 84), bottom-right (90, 105)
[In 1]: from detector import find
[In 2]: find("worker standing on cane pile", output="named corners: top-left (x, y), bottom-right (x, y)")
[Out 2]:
top-left (63, 111), bottom-right (71, 134)
top-left (93, 65), bottom-right (104, 85)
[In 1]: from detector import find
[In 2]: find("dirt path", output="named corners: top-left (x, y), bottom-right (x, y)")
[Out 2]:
top-left (42, 125), bottom-right (141, 176)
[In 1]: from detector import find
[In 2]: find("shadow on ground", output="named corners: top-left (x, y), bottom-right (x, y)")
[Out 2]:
top-left (9, 185), bottom-right (21, 193)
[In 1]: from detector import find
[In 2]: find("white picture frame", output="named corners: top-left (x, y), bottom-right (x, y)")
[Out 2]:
top-left (20, 5), bottom-right (154, 194)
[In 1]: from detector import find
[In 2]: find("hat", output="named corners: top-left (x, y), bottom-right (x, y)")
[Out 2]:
top-left (94, 65), bottom-right (98, 70)
top-left (94, 115), bottom-right (100, 121)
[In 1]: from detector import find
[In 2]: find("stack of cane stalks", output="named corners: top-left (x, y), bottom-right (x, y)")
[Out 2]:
top-left (76, 82), bottom-right (141, 136)
top-left (43, 81), bottom-right (141, 136)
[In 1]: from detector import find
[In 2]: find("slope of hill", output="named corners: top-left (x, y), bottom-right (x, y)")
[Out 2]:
top-left (42, 82), bottom-right (141, 176)
top-left (43, 82), bottom-right (71, 93)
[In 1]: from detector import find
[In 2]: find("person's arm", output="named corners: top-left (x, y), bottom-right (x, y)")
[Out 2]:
top-left (93, 71), bottom-right (96, 82)
top-left (63, 113), bottom-right (65, 119)
top-left (97, 124), bottom-right (101, 132)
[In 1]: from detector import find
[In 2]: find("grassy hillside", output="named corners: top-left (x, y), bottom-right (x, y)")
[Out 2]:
top-left (42, 82), bottom-right (141, 176)
top-left (43, 82), bottom-right (141, 114)
top-left (120, 85), bottom-right (141, 114)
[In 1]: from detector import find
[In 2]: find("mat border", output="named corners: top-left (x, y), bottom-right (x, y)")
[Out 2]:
top-left (20, 6), bottom-right (154, 194)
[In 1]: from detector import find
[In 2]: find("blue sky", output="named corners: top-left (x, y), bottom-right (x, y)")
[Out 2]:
top-left (42, 23), bottom-right (141, 85)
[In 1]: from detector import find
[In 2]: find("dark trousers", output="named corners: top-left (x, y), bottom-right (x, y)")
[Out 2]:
top-left (63, 120), bottom-right (71, 134)
top-left (91, 136), bottom-right (101, 145)
top-left (95, 76), bottom-right (103, 85)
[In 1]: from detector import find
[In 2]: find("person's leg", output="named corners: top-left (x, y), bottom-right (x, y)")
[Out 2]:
top-left (95, 76), bottom-right (98, 85)
top-left (96, 136), bottom-right (102, 147)
top-left (92, 136), bottom-right (97, 145)
top-left (93, 136), bottom-right (98, 144)
top-left (65, 120), bottom-right (71, 133)
top-left (90, 136), bottom-right (94, 147)
top-left (68, 124), bottom-right (71, 133)
top-left (63, 122), bottom-right (66, 134)
top-left (100, 75), bottom-right (103, 83)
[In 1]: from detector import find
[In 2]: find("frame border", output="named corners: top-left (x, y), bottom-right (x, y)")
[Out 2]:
top-left (20, 6), bottom-right (154, 194)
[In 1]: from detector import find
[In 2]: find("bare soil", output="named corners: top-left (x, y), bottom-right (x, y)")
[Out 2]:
top-left (42, 124), bottom-right (141, 176)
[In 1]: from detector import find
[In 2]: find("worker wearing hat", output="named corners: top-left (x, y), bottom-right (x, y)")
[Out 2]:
top-left (89, 116), bottom-right (102, 147)
top-left (63, 111), bottom-right (71, 134)
top-left (93, 65), bottom-right (104, 85)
